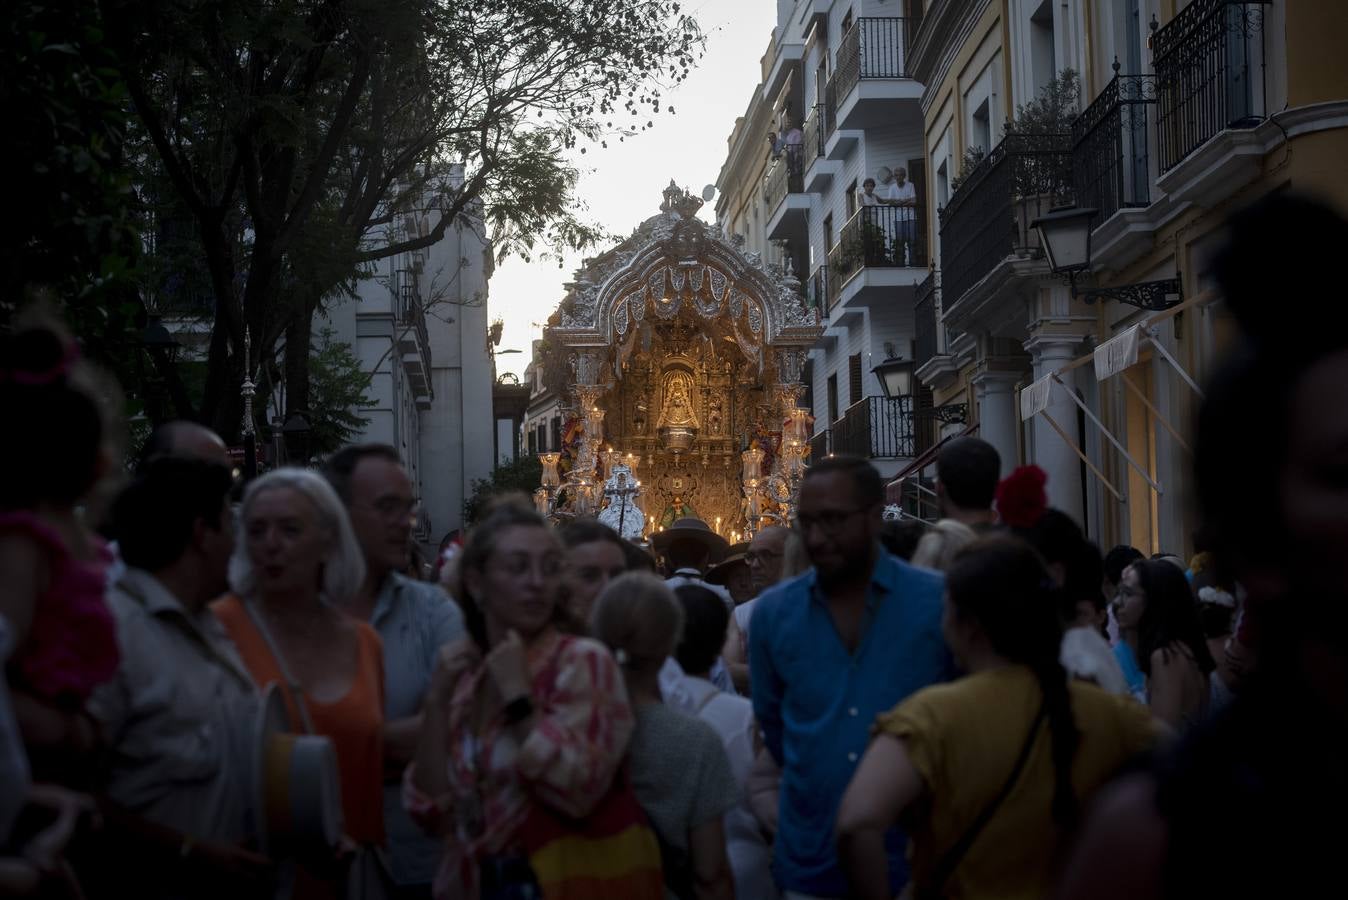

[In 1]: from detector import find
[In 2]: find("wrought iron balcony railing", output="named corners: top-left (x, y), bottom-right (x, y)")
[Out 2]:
top-left (397, 282), bottom-right (432, 375)
top-left (803, 103), bottom-right (827, 163)
top-left (824, 77), bottom-right (838, 139)
top-left (832, 395), bottom-right (916, 459)
top-left (834, 18), bottom-right (913, 105)
top-left (809, 428), bottom-right (832, 460)
top-left (938, 132), bottom-right (1074, 307)
top-left (914, 269), bottom-right (939, 370)
top-left (808, 265), bottom-right (829, 312)
top-left (1073, 71), bottom-right (1157, 223)
top-left (1153, 0), bottom-right (1271, 174)
top-left (825, 205), bottom-right (927, 302)
top-left (763, 144), bottom-right (805, 212)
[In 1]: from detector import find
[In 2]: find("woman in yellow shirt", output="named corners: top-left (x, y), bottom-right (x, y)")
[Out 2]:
top-left (836, 537), bottom-right (1161, 900)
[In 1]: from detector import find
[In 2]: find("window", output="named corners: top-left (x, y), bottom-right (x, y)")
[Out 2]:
top-left (550, 416), bottom-right (561, 452)
top-left (848, 354), bottom-right (863, 407)
top-left (971, 97), bottom-right (992, 156)
top-left (936, 160), bottom-right (950, 208)
top-left (527, 428), bottom-right (537, 455)
top-left (1030, 0), bottom-right (1055, 97)
top-left (841, 8), bottom-right (853, 38)
top-left (824, 213), bottom-right (835, 249)
top-left (845, 180), bottom-right (858, 218)
top-left (827, 373), bottom-right (839, 424)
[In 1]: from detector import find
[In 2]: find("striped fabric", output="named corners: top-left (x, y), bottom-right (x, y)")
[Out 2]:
top-left (516, 766), bottom-right (664, 900)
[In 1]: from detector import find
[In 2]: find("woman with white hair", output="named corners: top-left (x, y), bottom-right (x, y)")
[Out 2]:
top-left (211, 468), bottom-right (387, 873)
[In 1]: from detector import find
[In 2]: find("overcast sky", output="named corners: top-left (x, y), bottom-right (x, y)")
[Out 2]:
top-left (489, 2), bottom-right (778, 379)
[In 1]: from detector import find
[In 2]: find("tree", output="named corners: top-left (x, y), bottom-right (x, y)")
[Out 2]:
top-left (306, 327), bottom-right (374, 455)
top-left (463, 454), bottom-right (543, 525)
top-left (4, 0), bottom-right (146, 402)
top-left (108, 0), bottom-right (704, 441)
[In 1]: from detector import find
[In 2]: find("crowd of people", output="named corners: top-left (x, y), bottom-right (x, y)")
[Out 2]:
top-left (2, 192), bottom-right (1344, 899)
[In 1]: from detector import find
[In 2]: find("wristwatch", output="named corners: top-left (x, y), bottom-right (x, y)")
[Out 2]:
top-left (503, 694), bottom-right (534, 724)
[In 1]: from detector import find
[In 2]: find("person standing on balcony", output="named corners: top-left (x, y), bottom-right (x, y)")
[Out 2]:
top-left (882, 167), bottom-right (918, 262)
top-left (858, 178), bottom-right (883, 207)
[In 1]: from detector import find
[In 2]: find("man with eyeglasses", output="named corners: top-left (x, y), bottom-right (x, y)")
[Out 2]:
top-left (724, 526), bottom-right (792, 693)
top-left (749, 456), bottom-right (953, 900)
top-left (323, 444), bottom-right (464, 898)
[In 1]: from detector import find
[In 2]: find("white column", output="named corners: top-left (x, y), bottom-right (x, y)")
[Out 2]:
top-left (1027, 336), bottom-right (1085, 524)
top-left (971, 369), bottom-right (1021, 479)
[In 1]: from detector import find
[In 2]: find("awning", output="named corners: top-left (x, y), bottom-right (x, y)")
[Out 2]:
top-left (1017, 290), bottom-right (1216, 502)
top-left (1019, 372), bottom-right (1150, 502)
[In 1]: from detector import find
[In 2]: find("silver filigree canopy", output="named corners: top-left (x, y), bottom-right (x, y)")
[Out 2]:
top-left (549, 183), bottom-right (821, 351)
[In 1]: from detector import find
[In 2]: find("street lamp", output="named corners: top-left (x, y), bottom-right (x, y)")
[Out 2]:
top-left (141, 315), bottom-right (182, 364)
top-left (871, 342), bottom-right (916, 398)
top-left (1032, 206), bottom-right (1182, 311)
top-left (281, 412), bottom-right (312, 465)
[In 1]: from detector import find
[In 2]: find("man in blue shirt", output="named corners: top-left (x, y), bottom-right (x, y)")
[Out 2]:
top-left (751, 456), bottom-right (952, 898)
top-left (324, 444), bottom-right (465, 896)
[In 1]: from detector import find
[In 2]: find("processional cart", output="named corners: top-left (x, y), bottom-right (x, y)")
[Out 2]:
top-left (533, 182), bottom-right (824, 544)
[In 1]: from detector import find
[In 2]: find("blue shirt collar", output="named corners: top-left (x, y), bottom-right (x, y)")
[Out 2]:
top-left (806, 546), bottom-right (898, 609)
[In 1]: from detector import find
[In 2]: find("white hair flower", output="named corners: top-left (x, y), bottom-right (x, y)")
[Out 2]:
top-left (1197, 586), bottom-right (1236, 608)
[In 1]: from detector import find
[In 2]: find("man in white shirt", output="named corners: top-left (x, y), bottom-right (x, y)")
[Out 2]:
top-left (653, 518), bottom-right (736, 702)
top-left (90, 457), bottom-right (272, 896)
top-left (882, 167), bottom-right (919, 262)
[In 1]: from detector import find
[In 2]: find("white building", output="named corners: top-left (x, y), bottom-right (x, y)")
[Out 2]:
top-left (717, 0), bottom-right (935, 479)
top-left (324, 168), bottom-right (496, 548)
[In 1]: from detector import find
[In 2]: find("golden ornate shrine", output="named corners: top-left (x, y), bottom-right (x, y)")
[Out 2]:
top-left (535, 182), bottom-right (822, 541)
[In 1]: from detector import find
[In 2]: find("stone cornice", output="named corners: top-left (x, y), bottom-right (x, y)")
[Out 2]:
top-left (911, 0), bottom-right (988, 103)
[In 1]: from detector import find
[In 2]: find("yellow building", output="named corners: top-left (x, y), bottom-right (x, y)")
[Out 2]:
top-left (904, 0), bottom-right (1348, 554)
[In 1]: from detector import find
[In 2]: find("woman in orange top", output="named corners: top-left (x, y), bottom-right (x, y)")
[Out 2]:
top-left (211, 469), bottom-right (386, 876)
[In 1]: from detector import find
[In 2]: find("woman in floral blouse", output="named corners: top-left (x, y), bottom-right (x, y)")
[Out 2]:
top-left (406, 499), bottom-right (653, 900)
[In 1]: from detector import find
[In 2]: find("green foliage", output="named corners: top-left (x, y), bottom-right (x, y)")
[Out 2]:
top-left (111, 0), bottom-right (706, 438)
top-left (1007, 69), bottom-right (1081, 136)
top-left (463, 454), bottom-right (544, 526)
top-left (3, 1), bottom-right (143, 387)
top-left (949, 145), bottom-right (987, 194)
top-left (307, 327), bottom-right (374, 456)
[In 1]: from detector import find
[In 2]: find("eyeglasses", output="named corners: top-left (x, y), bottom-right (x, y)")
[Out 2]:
top-left (794, 506), bottom-right (868, 536)
top-left (491, 553), bottom-right (562, 580)
top-left (745, 550), bottom-right (783, 565)
top-left (369, 496), bottom-right (418, 521)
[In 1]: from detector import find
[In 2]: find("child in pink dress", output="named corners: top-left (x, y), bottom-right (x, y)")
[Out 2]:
top-left (0, 322), bottom-right (119, 778)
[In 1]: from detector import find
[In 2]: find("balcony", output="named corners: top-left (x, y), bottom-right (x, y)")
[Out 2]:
top-left (1073, 72), bottom-right (1157, 224)
top-left (938, 132), bottom-right (1073, 313)
top-left (803, 104), bottom-right (841, 191)
top-left (807, 266), bottom-right (829, 313)
top-left (832, 395), bottom-right (916, 459)
top-left (1154, 0), bottom-right (1270, 175)
top-left (809, 428), bottom-right (832, 460)
top-left (914, 270), bottom-right (939, 370)
top-left (396, 282), bottom-right (433, 406)
top-left (831, 17), bottom-right (922, 132)
top-left (825, 205), bottom-right (928, 309)
top-left (764, 144), bottom-right (809, 241)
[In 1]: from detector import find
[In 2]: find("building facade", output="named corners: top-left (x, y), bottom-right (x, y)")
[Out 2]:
top-left (907, 0), bottom-right (1348, 553)
top-left (717, 0), bottom-right (934, 480)
top-left (324, 168), bottom-right (497, 549)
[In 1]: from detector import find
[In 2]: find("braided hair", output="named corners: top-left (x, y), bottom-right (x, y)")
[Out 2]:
top-left (947, 537), bottom-right (1081, 825)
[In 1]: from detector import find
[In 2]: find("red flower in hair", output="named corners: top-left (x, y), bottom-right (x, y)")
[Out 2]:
top-left (996, 465), bottom-right (1049, 529)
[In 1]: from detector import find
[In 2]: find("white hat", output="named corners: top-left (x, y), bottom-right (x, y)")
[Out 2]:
top-left (254, 683), bottom-right (344, 859)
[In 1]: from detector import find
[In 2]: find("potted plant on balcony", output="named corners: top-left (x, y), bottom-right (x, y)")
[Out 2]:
top-left (1004, 69), bottom-right (1079, 256)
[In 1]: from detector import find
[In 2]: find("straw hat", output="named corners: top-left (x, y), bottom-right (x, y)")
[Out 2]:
top-left (651, 518), bottom-right (730, 563)
top-left (254, 683), bottom-right (344, 858)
